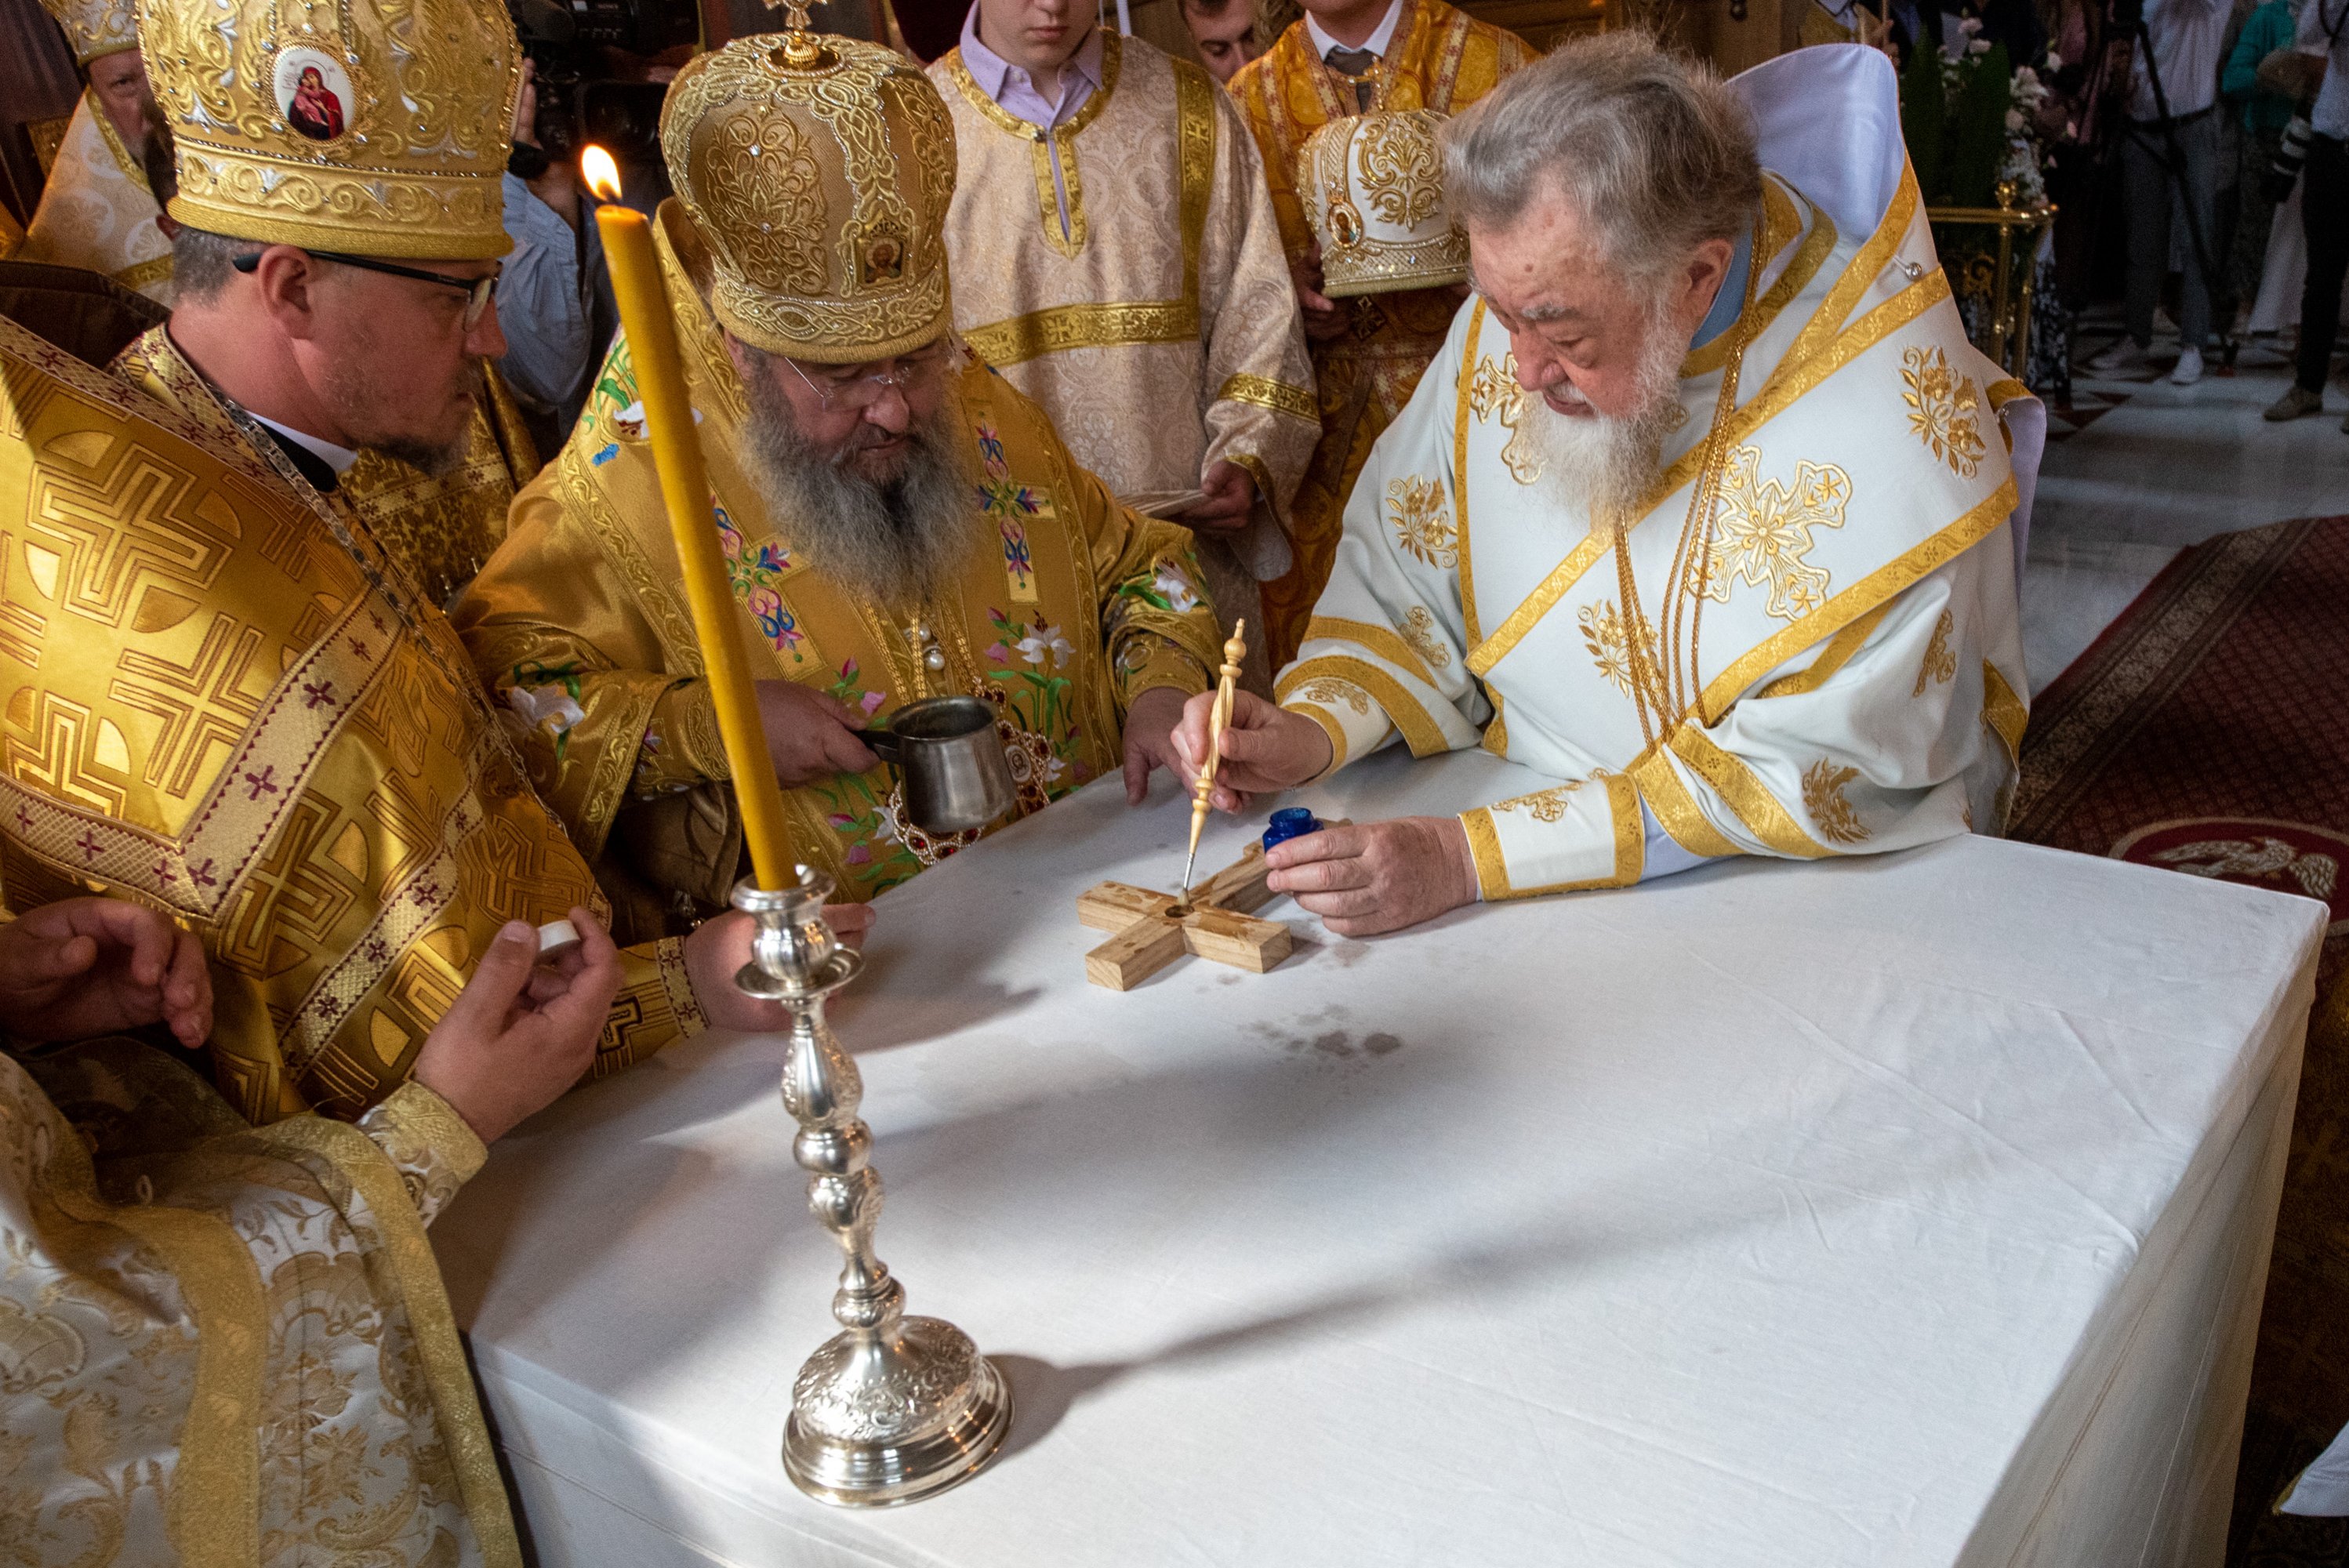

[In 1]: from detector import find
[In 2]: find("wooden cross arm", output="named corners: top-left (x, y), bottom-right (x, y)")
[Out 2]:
top-left (1082, 902), bottom-right (1291, 989)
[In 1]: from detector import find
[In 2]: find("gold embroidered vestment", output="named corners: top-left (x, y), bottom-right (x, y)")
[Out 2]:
top-left (453, 205), bottom-right (1225, 916)
top-left (0, 318), bottom-right (701, 1125)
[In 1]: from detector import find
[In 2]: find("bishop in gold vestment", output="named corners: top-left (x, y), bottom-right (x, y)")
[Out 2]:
top-left (456, 34), bottom-right (1223, 920)
top-left (0, 0), bottom-right (716, 1128)
top-left (930, 25), bottom-right (1317, 681)
top-left (1227, 0), bottom-right (1533, 667)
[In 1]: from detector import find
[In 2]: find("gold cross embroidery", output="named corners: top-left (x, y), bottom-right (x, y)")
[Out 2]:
top-left (1695, 444), bottom-right (1851, 622)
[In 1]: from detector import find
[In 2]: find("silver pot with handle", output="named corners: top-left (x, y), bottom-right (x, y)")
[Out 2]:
top-left (863, 695), bottom-right (1018, 834)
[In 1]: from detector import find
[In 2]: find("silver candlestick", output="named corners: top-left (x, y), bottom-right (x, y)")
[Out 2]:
top-left (733, 869), bottom-right (1012, 1506)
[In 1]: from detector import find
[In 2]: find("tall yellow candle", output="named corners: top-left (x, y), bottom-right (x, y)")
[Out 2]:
top-left (583, 148), bottom-right (796, 891)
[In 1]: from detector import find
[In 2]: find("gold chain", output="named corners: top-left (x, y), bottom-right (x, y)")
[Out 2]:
top-left (1615, 330), bottom-right (1746, 747)
top-left (1612, 215), bottom-right (1766, 746)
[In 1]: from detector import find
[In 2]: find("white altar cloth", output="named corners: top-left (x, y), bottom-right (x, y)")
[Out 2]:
top-left (434, 748), bottom-right (2324, 1568)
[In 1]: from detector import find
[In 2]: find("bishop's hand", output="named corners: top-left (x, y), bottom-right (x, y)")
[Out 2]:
top-left (0, 896), bottom-right (213, 1048)
top-left (755, 678), bottom-right (880, 786)
top-left (1265, 817), bottom-right (1480, 937)
top-left (678, 904), bottom-right (876, 1037)
top-left (1171, 688), bottom-right (1334, 811)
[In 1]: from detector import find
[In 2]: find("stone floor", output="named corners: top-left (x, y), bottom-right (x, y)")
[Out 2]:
top-left (2024, 317), bottom-right (2349, 694)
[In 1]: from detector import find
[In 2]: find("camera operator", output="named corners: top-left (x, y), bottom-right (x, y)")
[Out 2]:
top-left (498, 59), bottom-right (619, 457)
top-left (2086, 0), bottom-right (2232, 385)
top-left (2262, 0), bottom-right (2347, 425)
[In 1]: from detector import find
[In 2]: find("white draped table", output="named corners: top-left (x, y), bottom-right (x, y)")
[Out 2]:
top-left (434, 749), bottom-right (2324, 1568)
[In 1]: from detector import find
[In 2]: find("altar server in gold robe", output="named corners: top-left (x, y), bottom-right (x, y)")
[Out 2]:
top-left (454, 28), bottom-right (1224, 926)
top-left (1226, 0), bottom-right (1533, 668)
top-left (1178, 39), bottom-right (2038, 935)
top-left (16, 0), bottom-right (173, 301)
top-left (0, 0), bottom-right (798, 1129)
top-left (929, 0), bottom-right (1318, 690)
top-left (0, 889), bottom-right (623, 1566)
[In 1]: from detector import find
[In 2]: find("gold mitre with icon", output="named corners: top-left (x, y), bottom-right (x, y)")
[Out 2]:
top-left (136, 0), bottom-right (518, 258)
top-left (659, 13), bottom-right (956, 365)
top-left (1298, 107), bottom-right (1469, 298)
top-left (38, 0), bottom-right (136, 64)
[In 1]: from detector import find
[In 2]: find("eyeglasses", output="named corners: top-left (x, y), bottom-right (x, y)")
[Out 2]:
top-left (232, 249), bottom-right (503, 328)
top-left (781, 342), bottom-right (952, 412)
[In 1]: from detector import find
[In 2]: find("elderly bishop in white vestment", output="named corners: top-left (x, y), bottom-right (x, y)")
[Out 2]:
top-left (1179, 42), bottom-right (2042, 933)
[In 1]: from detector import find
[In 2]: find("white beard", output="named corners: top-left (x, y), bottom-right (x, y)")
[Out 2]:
top-left (1519, 316), bottom-right (1691, 536)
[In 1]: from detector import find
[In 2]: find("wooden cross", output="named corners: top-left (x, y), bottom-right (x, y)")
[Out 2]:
top-left (1077, 842), bottom-right (1290, 991)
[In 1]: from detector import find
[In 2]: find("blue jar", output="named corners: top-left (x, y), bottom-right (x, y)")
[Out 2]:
top-left (1262, 808), bottom-right (1322, 852)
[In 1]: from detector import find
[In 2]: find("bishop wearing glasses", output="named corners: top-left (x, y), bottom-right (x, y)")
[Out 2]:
top-left (451, 30), bottom-right (1226, 932)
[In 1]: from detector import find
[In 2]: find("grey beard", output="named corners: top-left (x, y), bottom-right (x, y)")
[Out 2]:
top-left (738, 390), bottom-right (974, 609)
top-left (1521, 313), bottom-right (1692, 534)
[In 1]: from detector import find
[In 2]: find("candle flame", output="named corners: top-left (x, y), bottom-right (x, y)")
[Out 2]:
top-left (580, 145), bottom-right (623, 203)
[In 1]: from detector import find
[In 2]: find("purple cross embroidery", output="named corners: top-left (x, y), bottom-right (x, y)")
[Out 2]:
top-left (156, 859), bottom-right (175, 884)
top-left (13, 805), bottom-right (29, 832)
top-left (410, 881), bottom-right (441, 906)
top-left (74, 830), bottom-right (100, 862)
top-left (302, 678), bottom-right (336, 710)
top-left (244, 765), bottom-right (278, 800)
top-left (363, 937), bottom-right (390, 963)
top-left (190, 858), bottom-right (219, 887)
top-left (350, 638), bottom-right (370, 659)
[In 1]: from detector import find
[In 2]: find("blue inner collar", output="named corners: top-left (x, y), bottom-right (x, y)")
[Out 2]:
top-left (1690, 223), bottom-right (1755, 352)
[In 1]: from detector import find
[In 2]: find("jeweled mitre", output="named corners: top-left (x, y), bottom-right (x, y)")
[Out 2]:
top-left (1298, 108), bottom-right (1469, 299)
top-left (660, 31), bottom-right (957, 364)
top-left (39, 0), bottom-right (136, 64)
top-left (138, 0), bottom-right (519, 258)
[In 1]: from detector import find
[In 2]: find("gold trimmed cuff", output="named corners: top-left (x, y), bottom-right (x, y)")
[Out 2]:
top-left (1275, 653), bottom-right (1454, 757)
top-left (1280, 699), bottom-right (1353, 782)
top-left (357, 1080), bottom-right (489, 1226)
top-left (658, 935), bottom-right (708, 1040)
top-left (1461, 807), bottom-right (1506, 901)
top-left (1216, 373), bottom-right (1320, 423)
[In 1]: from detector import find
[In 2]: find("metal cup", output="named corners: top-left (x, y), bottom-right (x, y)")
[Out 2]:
top-left (864, 695), bottom-right (1017, 834)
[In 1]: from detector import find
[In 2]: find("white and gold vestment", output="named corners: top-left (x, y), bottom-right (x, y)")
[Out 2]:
top-left (2, 1038), bottom-right (520, 1567)
top-left (19, 0), bottom-right (172, 300)
top-left (1281, 151), bottom-right (2035, 896)
top-left (931, 32), bottom-right (1318, 640)
top-left (16, 89), bottom-right (175, 303)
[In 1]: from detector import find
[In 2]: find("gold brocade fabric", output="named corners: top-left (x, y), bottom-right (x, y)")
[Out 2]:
top-left (343, 364), bottom-right (543, 608)
top-left (2, 1038), bottom-right (519, 1568)
top-left (17, 92), bottom-right (175, 303)
top-left (0, 318), bottom-right (696, 1125)
top-left (451, 203), bottom-right (1225, 916)
top-left (929, 33), bottom-right (1318, 612)
top-left (1225, 0), bottom-right (1534, 668)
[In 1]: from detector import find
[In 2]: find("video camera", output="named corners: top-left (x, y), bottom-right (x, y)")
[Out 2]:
top-left (508, 0), bottom-right (699, 181)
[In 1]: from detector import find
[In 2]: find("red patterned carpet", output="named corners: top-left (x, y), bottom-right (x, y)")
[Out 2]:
top-left (2008, 517), bottom-right (2349, 1566)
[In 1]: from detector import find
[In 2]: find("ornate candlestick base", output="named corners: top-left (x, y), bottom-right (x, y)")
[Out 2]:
top-left (734, 872), bottom-right (1012, 1507)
